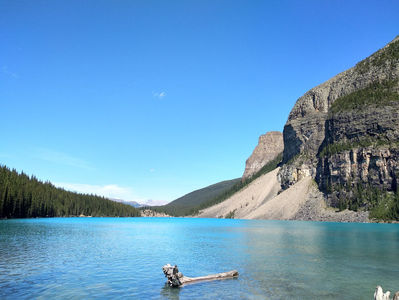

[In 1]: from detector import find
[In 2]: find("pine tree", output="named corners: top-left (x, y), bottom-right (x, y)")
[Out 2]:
top-left (0, 165), bottom-right (140, 218)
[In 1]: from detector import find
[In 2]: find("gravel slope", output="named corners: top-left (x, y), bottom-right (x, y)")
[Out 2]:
top-left (197, 168), bottom-right (369, 222)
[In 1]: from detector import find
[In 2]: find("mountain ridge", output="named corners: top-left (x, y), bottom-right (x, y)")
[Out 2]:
top-left (149, 178), bottom-right (241, 216)
top-left (189, 35), bottom-right (399, 222)
top-left (278, 35), bottom-right (399, 220)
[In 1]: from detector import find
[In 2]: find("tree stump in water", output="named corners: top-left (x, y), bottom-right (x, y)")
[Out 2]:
top-left (162, 264), bottom-right (239, 287)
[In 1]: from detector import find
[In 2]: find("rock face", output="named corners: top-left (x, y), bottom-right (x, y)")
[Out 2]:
top-left (282, 36), bottom-right (399, 164)
top-left (242, 131), bottom-right (283, 180)
top-left (318, 97), bottom-right (399, 208)
top-left (278, 36), bottom-right (399, 213)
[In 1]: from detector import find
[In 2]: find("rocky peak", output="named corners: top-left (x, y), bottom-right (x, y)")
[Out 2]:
top-left (278, 35), bottom-right (399, 217)
top-left (280, 35), bottom-right (399, 174)
top-left (242, 131), bottom-right (283, 180)
top-left (285, 56), bottom-right (398, 164)
top-left (287, 35), bottom-right (399, 124)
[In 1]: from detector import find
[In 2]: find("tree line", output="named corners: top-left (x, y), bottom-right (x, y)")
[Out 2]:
top-left (0, 165), bottom-right (140, 218)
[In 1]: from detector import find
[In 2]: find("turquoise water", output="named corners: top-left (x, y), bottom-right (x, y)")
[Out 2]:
top-left (0, 218), bottom-right (398, 299)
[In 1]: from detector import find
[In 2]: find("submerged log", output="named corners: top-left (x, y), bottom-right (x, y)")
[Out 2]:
top-left (374, 286), bottom-right (399, 300)
top-left (162, 264), bottom-right (238, 287)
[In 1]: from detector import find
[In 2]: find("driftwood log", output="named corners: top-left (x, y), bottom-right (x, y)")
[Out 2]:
top-left (374, 286), bottom-right (399, 300)
top-left (162, 264), bottom-right (238, 287)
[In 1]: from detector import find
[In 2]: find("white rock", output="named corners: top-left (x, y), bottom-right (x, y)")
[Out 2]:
top-left (375, 286), bottom-right (391, 300)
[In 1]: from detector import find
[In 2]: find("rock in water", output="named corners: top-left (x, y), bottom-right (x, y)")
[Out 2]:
top-left (374, 286), bottom-right (399, 300)
top-left (242, 131), bottom-right (283, 180)
top-left (375, 286), bottom-right (391, 300)
top-left (162, 264), bottom-right (184, 287)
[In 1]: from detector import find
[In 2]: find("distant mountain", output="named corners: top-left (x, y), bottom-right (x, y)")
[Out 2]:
top-left (243, 131), bottom-right (283, 180)
top-left (109, 198), bottom-right (143, 208)
top-left (123, 201), bottom-right (142, 208)
top-left (111, 198), bottom-right (169, 208)
top-left (150, 178), bottom-right (241, 216)
top-left (141, 199), bottom-right (169, 206)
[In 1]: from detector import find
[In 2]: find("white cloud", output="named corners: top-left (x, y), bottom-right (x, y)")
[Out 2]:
top-left (149, 168), bottom-right (155, 173)
top-left (54, 182), bottom-right (146, 203)
top-left (2, 66), bottom-right (18, 78)
top-left (152, 91), bottom-right (166, 99)
top-left (33, 148), bottom-right (94, 170)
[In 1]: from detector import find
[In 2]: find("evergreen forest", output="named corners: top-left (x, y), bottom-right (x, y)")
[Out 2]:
top-left (0, 165), bottom-right (140, 218)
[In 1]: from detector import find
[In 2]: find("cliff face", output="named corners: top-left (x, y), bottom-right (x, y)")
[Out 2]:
top-left (317, 81), bottom-right (399, 209)
top-left (283, 36), bottom-right (399, 164)
top-left (278, 36), bottom-right (399, 213)
top-left (242, 131), bottom-right (283, 180)
top-left (190, 37), bottom-right (399, 222)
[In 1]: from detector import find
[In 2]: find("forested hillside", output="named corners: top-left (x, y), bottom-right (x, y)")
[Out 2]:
top-left (149, 178), bottom-right (241, 216)
top-left (0, 165), bottom-right (140, 218)
top-left (150, 153), bottom-right (282, 216)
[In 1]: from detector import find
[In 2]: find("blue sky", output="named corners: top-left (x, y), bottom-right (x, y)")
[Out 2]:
top-left (1, 0), bottom-right (399, 204)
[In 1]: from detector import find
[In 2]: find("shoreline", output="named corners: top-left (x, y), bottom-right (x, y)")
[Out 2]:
top-left (2, 213), bottom-right (398, 224)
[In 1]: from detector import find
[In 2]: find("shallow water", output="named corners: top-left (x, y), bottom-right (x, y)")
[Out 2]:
top-left (0, 218), bottom-right (398, 299)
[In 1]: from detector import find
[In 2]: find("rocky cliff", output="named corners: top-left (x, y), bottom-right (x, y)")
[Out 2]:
top-left (242, 131), bottom-right (283, 180)
top-left (163, 36), bottom-right (399, 222)
top-left (278, 36), bottom-right (399, 218)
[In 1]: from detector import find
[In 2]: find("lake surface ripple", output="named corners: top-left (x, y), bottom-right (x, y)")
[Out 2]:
top-left (1, 218), bottom-right (398, 299)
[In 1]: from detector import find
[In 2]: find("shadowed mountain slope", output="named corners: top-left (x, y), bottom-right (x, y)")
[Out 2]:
top-left (149, 178), bottom-right (240, 216)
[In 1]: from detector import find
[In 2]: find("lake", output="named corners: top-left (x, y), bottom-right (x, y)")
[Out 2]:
top-left (0, 218), bottom-right (398, 299)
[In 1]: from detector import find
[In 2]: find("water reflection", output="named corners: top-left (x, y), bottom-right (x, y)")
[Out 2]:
top-left (241, 220), bottom-right (399, 299)
top-left (160, 283), bottom-right (180, 300)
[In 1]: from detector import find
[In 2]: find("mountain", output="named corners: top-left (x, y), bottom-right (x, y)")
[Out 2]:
top-left (278, 35), bottom-right (399, 220)
top-left (150, 178), bottom-right (241, 216)
top-left (150, 150), bottom-right (283, 217)
top-left (123, 201), bottom-right (142, 208)
top-left (197, 36), bottom-right (399, 222)
top-left (0, 165), bottom-right (141, 218)
top-left (242, 131), bottom-right (283, 180)
top-left (141, 199), bottom-right (170, 206)
top-left (110, 198), bottom-right (143, 208)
